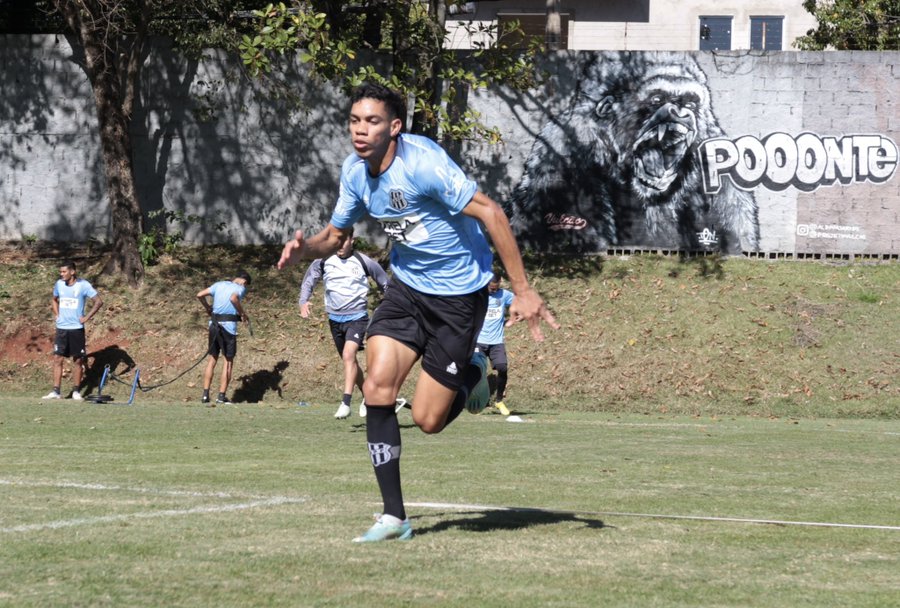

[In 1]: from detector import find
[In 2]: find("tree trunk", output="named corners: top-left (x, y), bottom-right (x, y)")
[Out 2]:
top-left (56, 0), bottom-right (145, 285)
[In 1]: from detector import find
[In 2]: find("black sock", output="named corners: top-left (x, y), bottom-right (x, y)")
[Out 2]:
top-left (342, 393), bottom-right (352, 406)
top-left (365, 405), bottom-right (405, 521)
top-left (496, 369), bottom-right (508, 401)
top-left (53, 386), bottom-right (61, 394)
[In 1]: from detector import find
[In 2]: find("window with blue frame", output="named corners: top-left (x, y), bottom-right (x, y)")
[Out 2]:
top-left (699, 16), bottom-right (732, 50)
top-left (750, 16), bottom-right (784, 50)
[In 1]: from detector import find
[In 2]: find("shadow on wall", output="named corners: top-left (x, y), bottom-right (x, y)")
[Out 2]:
top-left (134, 43), bottom-right (353, 246)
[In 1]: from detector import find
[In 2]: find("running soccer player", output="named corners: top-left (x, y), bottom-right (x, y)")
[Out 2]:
top-left (196, 271), bottom-right (251, 405)
top-left (42, 261), bottom-right (104, 400)
top-left (278, 82), bottom-right (558, 542)
top-left (475, 271), bottom-right (516, 416)
top-left (298, 230), bottom-right (389, 419)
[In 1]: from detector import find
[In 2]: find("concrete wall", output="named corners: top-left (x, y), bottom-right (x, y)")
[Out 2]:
top-left (1, 36), bottom-right (898, 256)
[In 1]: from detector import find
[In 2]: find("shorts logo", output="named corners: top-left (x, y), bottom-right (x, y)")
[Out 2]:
top-left (367, 442), bottom-right (401, 467)
top-left (389, 189), bottom-right (408, 211)
top-left (353, 333), bottom-right (360, 339)
top-left (446, 362), bottom-right (458, 375)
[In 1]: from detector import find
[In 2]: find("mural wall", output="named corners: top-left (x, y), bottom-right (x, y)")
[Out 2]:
top-left (1, 38), bottom-right (898, 257)
top-left (488, 51), bottom-right (899, 257)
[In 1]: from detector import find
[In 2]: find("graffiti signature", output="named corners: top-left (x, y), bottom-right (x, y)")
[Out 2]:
top-left (544, 213), bottom-right (588, 231)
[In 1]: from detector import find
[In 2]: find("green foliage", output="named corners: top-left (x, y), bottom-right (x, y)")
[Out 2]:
top-left (139, 208), bottom-right (227, 265)
top-left (238, 1), bottom-right (544, 142)
top-left (795, 0), bottom-right (900, 50)
top-left (137, 231), bottom-right (160, 267)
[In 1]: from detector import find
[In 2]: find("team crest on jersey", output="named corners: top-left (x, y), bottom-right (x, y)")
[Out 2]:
top-left (389, 189), bottom-right (408, 211)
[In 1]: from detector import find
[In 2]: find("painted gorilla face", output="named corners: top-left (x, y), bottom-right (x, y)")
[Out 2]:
top-left (597, 74), bottom-right (708, 203)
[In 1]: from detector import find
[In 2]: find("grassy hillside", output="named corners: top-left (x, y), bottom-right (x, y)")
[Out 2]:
top-left (1, 243), bottom-right (897, 418)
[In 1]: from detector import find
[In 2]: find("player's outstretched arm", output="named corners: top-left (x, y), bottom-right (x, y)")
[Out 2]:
top-left (462, 192), bottom-right (560, 341)
top-left (277, 224), bottom-right (352, 270)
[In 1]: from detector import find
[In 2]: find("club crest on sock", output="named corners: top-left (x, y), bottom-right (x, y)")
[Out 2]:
top-left (367, 442), bottom-right (401, 467)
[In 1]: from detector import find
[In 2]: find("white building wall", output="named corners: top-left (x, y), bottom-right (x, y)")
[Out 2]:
top-left (446, 1), bottom-right (818, 51)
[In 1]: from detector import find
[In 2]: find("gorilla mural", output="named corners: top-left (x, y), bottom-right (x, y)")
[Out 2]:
top-left (510, 52), bottom-right (759, 254)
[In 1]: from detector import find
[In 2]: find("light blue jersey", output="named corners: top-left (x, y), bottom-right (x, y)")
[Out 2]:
top-left (330, 133), bottom-right (493, 296)
top-left (477, 288), bottom-right (515, 345)
top-left (54, 278), bottom-right (98, 330)
top-left (209, 280), bottom-right (246, 335)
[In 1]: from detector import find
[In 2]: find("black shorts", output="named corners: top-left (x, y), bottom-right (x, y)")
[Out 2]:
top-left (53, 328), bottom-right (86, 359)
top-left (329, 317), bottom-right (368, 356)
top-left (476, 343), bottom-right (508, 372)
top-left (208, 324), bottom-right (237, 359)
top-left (367, 277), bottom-right (488, 390)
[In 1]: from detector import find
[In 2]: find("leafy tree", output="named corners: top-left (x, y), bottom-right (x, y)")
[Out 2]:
top-left (16, 1), bottom-right (267, 285)
top-left (238, 1), bottom-right (543, 145)
top-left (794, 0), bottom-right (900, 50)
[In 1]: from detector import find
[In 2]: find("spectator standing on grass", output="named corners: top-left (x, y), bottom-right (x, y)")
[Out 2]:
top-left (298, 229), bottom-right (389, 419)
top-left (42, 261), bottom-right (103, 401)
top-left (277, 82), bottom-right (558, 543)
top-left (196, 271), bottom-right (251, 405)
top-left (475, 271), bottom-right (516, 416)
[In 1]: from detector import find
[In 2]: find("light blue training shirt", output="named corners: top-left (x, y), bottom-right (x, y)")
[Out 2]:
top-left (54, 278), bottom-right (98, 330)
top-left (208, 280), bottom-right (246, 335)
top-left (477, 288), bottom-right (515, 345)
top-left (330, 133), bottom-right (493, 296)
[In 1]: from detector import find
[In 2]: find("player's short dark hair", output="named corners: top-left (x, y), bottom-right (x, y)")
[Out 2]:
top-left (350, 82), bottom-right (406, 131)
top-left (236, 270), bottom-right (252, 286)
top-left (491, 270), bottom-right (502, 282)
top-left (60, 260), bottom-right (76, 272)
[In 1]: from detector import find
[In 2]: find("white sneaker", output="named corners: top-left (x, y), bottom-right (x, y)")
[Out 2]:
top-left (41, 390), bottom-right (61, 400)
top-left (359, 402), bottom-right (367, 418)
top-left (71, 391), bottom-right (84, 401)
top-left (334, 403), bottom-right (351, 419)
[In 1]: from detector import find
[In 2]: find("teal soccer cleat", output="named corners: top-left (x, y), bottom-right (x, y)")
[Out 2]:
top-left (465, 352), bottom-right (490, 414)
top-left (352, 514), bottom-right (413, 543)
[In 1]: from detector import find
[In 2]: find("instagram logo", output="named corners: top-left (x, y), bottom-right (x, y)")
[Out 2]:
top-left (796, 224), bottom-right (811, 236)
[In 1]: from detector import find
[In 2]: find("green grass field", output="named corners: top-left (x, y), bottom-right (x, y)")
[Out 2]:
top-left (2, 397), bottom-right (898, 607)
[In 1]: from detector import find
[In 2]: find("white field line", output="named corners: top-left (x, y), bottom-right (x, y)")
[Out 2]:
top-left (407, 501), bottom-right (900, 531)
top-left (0, 479), bottom-right (307, 534)
top-left (1, 497), bottom-right (306, 534)
top-left (0, 478), bottom-right (264, 499)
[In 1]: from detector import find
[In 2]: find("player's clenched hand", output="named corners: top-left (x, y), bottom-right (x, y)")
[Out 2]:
top-left (277, 230), bottom-right (305, 270)
top-left (506, 287), bottom-right (560, 342)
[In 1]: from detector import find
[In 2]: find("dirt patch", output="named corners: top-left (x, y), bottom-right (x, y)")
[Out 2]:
top-left (0, 325), bottom-right (51, 365)
top-left (0, 325), bottom-right (131, 366)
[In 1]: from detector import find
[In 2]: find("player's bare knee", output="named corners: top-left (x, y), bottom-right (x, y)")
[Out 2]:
top-left (414, 413), bottom-right (445, 435)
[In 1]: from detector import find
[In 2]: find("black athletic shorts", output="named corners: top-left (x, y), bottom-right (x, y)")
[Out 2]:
top-left (476, 343), bottom-right (508, 372)
top-left (53, 328), bottom-right (86, 359)
top-left (367, 277), bottom-right (488, 390)
top-left (329, 317), bottom-right (369, 356)
top-left (208, 324), bottom-right (237, 359)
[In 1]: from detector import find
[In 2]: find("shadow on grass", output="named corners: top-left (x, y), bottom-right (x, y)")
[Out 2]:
top-left (83, 345), bottom-right (136, 395)
top-left (412, 508), bottom-right (607, 535)
top-left (232, 360), bottom-right (289, 403)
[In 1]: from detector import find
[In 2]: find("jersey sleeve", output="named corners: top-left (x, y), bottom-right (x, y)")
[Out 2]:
top-left (330, 157), bottom-right (368, 229)
top-left (503, 290), bottom-right (515, 307)
top-left (298, 260), bottom-right (323, 305)
top-left (83, 281), bottom-right (98, 298)
top-left (416, 148), bottom-right (477, 215)
top-left (361, 254), bottom-right (389, 293)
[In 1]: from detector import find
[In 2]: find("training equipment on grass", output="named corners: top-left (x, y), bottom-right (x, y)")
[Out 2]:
top-left (86, 365), bottom-right (114, 404)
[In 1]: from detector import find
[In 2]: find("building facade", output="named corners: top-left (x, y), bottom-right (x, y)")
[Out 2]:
top-left (446, 1), bottom-right (819, 51)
